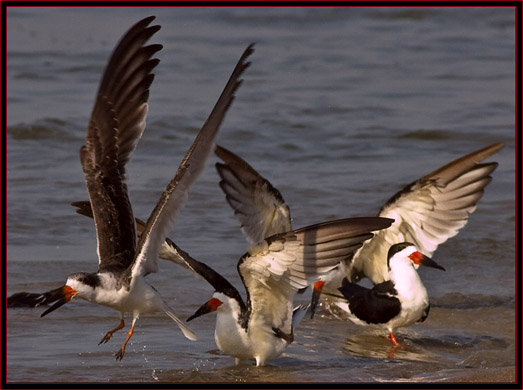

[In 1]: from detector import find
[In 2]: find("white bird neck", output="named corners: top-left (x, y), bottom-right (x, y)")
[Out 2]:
top-left (215, 295), bottom-right (245, 331)
top-left (389, 257), bottom-right (427, 301)
top-left (214, 297), bottom-right (250, 358)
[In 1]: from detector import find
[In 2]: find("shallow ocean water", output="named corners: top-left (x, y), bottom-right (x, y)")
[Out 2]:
top-left (6, 6), bottom-right (516, 384)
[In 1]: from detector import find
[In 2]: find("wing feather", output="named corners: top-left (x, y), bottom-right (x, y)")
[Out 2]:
top-left (349, 143), bottom-right (504, 283)
top-left (238, 217), bottom-right (393, 333)
top-left (79, 16), bottom-right (162, 272)
top-left (215, 145), bottom-right (291, 244)
top-left (130, 44), bottom-right (255, 278)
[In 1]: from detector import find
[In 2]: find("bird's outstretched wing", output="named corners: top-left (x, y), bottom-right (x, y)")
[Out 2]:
top-left (79, 16), bottom-right (162, 273)
top-left (238, 217), bottom-right (393, 336)
top-left (71, 200), bottom-right (192, 271)
top-left (130, 44), bottom-right (255, 279)
top-left (215, 145), bottom-right (291, 244)
top-left (349, 142), bottom-right (504, 284)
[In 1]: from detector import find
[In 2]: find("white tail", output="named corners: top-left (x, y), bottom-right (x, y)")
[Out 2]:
top-left (164, 306), bottom-right (198, 341)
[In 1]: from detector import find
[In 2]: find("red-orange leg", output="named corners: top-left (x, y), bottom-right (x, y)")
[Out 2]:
top-left (99, 319), bottom-right (125, 345)
top-left (388, 331), bottom-right (399, 345)
top-left (387, 332), bottom-right (403, 358)
top-left (114, 325), bottom-right (135, 360)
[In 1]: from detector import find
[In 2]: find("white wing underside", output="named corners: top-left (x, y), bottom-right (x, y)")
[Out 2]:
top-left (131, 173), bottom-right (190, 279)
top-left (214, 142), bottom-right (503, 286)
top-left (349, 143), bottom-right (503, 284)
top-left (238, 218), bottom-right (391, 333)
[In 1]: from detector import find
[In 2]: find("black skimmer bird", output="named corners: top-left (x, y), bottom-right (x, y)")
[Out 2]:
top-left (182, 216), bottom-right (393, 366)
top-left (23, 16), bottom-right (254, 360)
top-left (213, 142), bottom-right (503, 313)
top-left (335, 242), bottom-right (445, 346)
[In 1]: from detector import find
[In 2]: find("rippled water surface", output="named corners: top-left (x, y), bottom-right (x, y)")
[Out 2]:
top-left (6, 6), bottom-right (516, 384)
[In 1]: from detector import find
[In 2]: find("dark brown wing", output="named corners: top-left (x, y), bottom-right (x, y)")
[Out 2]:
top-left (215, 145), bottom-right (291, 244)
top-left (79, 17), bottom-right (162, 272)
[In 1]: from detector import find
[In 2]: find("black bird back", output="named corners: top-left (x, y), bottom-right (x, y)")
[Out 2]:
top-left (338, 278), bottom-right (401, 325)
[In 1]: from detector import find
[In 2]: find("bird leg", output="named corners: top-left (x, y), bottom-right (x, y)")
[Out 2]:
top-left (387, 344), bottom-right (400, 359)
top-left (99, 319), bottom-right (125, 345)
top-left (388, 331), bottom-right (399, 345)
top-left (115, 325), bottom-right (135, 361)
top-left (386, 332), bottom-right (405, 358)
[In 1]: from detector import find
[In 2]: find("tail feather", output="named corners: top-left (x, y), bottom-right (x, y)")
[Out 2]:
top-left (164, 307), bottom-right (198, 341)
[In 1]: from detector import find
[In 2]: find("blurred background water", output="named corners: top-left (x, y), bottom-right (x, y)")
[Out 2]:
top-left (6, 6), bottom-right (516, 384)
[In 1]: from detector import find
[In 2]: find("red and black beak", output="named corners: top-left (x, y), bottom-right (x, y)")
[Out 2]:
top-left (408, 251), bottom-right (446, 271)
top-left (40, 285), bottom-right (77, 317)
top-left (186, 297), bottom-right (223, 322)
top-left (310, 281), bottom-right (325, 319)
